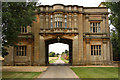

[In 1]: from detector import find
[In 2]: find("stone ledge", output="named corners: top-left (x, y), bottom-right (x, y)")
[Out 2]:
top-left (83, 36), bottom-right (110, 39)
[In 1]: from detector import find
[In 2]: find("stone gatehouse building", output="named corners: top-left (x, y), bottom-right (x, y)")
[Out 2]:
top-left (4, 4), bottom-right (113, 66)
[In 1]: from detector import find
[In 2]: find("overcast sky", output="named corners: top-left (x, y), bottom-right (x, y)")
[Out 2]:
top-left (49, 43), bottom-right (69, 54)
top-left (42, 0), bottom-right (114, 54)
top-left (39, 0), bottom-right (104, 7)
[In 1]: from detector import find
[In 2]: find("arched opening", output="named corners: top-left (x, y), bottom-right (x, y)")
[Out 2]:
top-left (45, 38), bottom-right (72, 65)
top-left (49, 43), bottom-right (69, 64)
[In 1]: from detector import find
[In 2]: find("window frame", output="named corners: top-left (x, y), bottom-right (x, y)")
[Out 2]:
top-left (15, 45), bottom-right (27, 56)
top-left (90, 22), bottom-right (101, 33)
top-left (91, 45), bottom-right (101, 56)
top-left (20, 26), bottom-right (27, 33)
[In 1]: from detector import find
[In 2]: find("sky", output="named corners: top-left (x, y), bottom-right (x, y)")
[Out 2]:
top-left (40, 0), bottom-right (114, 54)
top-left (49, 43), bottom-right (69, 54)
top-left (39, 0), bottom-right (104, 7)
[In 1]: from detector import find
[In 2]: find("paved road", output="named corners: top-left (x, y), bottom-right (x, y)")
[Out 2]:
top-left (37, 56), bottom-right (80, 80)
top-left (54, 55), bottom-right (65, 64)
top-left (38, 66), bottom-right (80, 79)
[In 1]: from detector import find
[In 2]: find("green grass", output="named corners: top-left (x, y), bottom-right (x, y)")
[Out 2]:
top-left (61, 57), bottom-right (69, 63)
top-left (49, 58), bottom-right (58, 63)
top-left (71, 67), bottom-right (118, 78)
top-left (2, 72), bottom-right (41, 78)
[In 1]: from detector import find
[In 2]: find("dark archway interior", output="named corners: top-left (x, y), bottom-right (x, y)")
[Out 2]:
top-left (45, 38), bottom-right (72, 65)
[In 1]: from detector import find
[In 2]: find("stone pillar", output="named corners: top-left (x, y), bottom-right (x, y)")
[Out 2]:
top-left (43, 14), bottom-right (46, 29)
top-left (103, 41), bottom-right (107, 64)
top-left (110, 42), bottom-right (113, 61)
top-left (39, 35), bottom-right (46, 65)
top-left (72, 35), bottom-right (79, 65)
top-left (48, 14), bottom-right (51, 28)
top-left (107, 41), bottom-right (110, 61)
top-left (71, 13), bottom-right (74, 28)
top-left (86, 17), bottom-right (89, 33)
top-left (78, 14), bottom-right (84, 65)
top-left (46, 14), bottom-right (49, 29)
top-left (62, 15), bottom-right (65, 28)
top-left (68, 14), bottom-right (72, 28)
top-left (27, 45), bottom-right (32, 65)
top-left (40, 14), bottom-right (43, 28)
top-left (102, 16), bottom-right (106, 33)
top-left (4, 46), bottom-right (14, 66)
top-left (33, 15), bottom-right (40, 65)
top-left (86, 41), bottom-right (90, 64)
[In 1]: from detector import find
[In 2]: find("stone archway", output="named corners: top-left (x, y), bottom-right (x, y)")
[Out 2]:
top-left (45, 38), bottom-right (72, 65)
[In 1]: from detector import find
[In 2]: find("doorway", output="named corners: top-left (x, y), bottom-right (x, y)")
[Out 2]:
top-left (45, 38), bottom-right (72, 65)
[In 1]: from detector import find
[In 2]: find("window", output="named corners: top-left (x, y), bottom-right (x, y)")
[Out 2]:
top-left (90, 22), bottom-right (100, 33)
top-left (91, 45), bottom-right (101, 56)
top-left (74, 15), bottom-right (77, 27)
top-left (65, 15), bottom-right (67, 28)
top-left (20, 26), bottom-right (27, 33)
top-left (55, 14), bottom-right (62, 28)
top-left (16, 46), bottom-right (27, 56)
top-left (51, 15), bottom-right (53, 28)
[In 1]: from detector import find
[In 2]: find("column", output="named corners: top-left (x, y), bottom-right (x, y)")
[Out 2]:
top-left (85, 16), bottom-right (89, 32)
top-left (72, 35), bottom-right (79, 65)
top-left (27, 45), bottom-right (32, 65)
top-left (62, 15), bottom-right (65, 28)
top-left (39, 35), bottom-right (46, 65)
top-left (53, 15), bottom-right (55, 28)
top-left (46, 14), bottom-right (49, 29)
top-left (86, 41), bottom-right (90, 64)
top-left (107, 41), bottom-right (110, 61)
top-left (33, 15), bottom-right (40, 65)
top-left (102, 16), bottom-right (106, 33)
top-left (40, 14), bottom-right (43, 28)
top-left (78, 14), bottom-right (84, 64)
top-left (103, 41), bottom-right (107, 64)
top-left (43, 14), bottom-right (46, 29)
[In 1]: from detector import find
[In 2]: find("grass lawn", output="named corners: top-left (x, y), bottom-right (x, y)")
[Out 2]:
top-left (2, 72), bottom-right (41, 79)
top-left (49, 57), bottom-right (58, 63)
top-left (71, 67), bottom-right (118, 78)
top-left (61, 57), bottom-right (69, 63)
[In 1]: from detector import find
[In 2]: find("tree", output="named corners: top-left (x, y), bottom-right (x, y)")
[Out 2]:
top-left (57, 53), bottom-right (59, 55)
top-left (49, 52), bottom-right (56, 57)
top-left (111, 29), bottom-right (119, 60)
top-left (103, 2), bottom-right (120, 61)
top-left (2, 2), bottom-right (39, 57)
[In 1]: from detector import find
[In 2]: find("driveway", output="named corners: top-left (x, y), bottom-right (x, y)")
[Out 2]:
top-left (38, 66), bottom-right (80, 79)
top-left (37, 55), bottom-right (80, 79)
top-left (54, 55), bottom-right (64, 63)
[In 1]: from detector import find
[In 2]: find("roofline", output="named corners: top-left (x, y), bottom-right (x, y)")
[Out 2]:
top-left (38, 4), bottom-right (83, 7)
top-left (98, 2), bottom-right (105, 7)
top-left (83, 7), bottom-right (108, 9)
top-left (38, 4), bottom-right (107, 9)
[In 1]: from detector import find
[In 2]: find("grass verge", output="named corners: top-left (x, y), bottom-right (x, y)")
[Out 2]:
top-left (71, 67), bottom-right (118, 78)
top-left (49, 57), bottom-right (58, 63)
top-left (2, 72), bottom-right (41, 78)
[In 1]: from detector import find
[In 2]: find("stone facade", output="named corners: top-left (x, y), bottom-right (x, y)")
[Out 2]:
top-left (4, 4), bottom-right (113, 66)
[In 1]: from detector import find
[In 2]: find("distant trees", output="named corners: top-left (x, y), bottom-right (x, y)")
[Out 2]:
top-left (61, 50), bottom-right (69, 60)
top-left (111, 29), bottom-right (119, 61)
top-left (49, 52), bottom-right (58, 57)
top-left (57, 53), bottom-right (60, 56)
